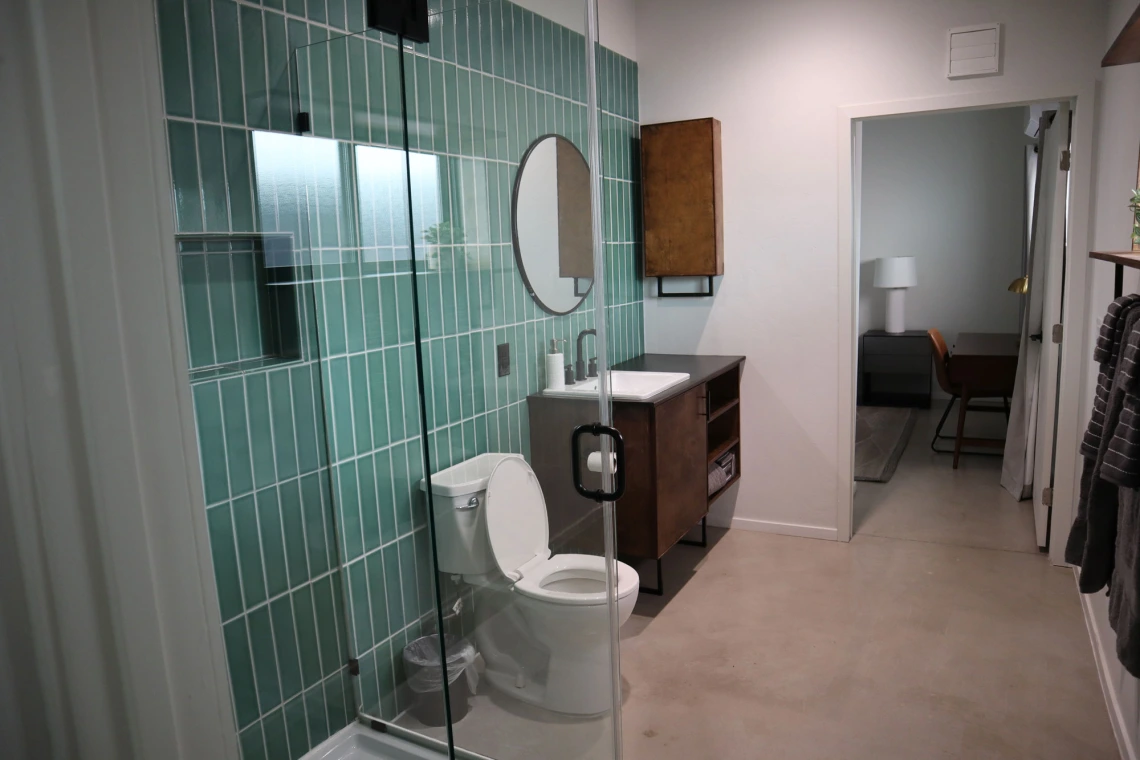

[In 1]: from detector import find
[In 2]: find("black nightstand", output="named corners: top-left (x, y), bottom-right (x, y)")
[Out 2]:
top-left (859, 330), bottom-right (932, 408)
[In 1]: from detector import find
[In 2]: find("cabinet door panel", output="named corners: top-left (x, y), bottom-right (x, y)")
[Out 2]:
top-left (654, 386), bottom-right (708, 551)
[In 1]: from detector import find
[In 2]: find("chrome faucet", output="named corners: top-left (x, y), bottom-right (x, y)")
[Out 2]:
top-left (575, 329), bottom-right (597, 382)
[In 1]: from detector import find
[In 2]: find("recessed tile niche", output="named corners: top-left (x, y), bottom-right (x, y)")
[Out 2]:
top-left (177, 233), bottom-right (310, 380)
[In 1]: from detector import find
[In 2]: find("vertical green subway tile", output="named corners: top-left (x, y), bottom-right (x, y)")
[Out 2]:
top-left (186, 0), bottom-right (219, 121)
top-left (232, 494), bottom-right (266, 607)
top-left (238, 723), bottom-right (266, 760)
top-left (247, 605), bottom-right (281, 713)
top-left (312, 575), bottom-right (342, 676)
top-left (307, 0), bottom-right (327, 24)
top-left (347, 560), bottom-right (372, 654)
top-left (336, 461), bottom-right (364, 561)
top-left (240, 5), bottom-right (268, 130)
top-left (262, 707), bottom-right (289, 760)
top-left (168, 121), bottom-right (203, 233)
top-left (327, 358), bottom-right (353, 459)
top-left (269, 596), bottom-right (303, 701)
top-left (328, 36), bottom-right (351, 141)
top-left (399, 344), bottom-right (420, 435)
top-left (300, 472), bottom-right (331, 575)
top-left (156, 0), bottom-right (193, 118)
top-left (397, 534), bottom-right (418, 625)
top-left (382, 44), bottom-right (403, 147)
top-left (213, 0), bottom-right (245, 125)
top-left (357, 454), bottom-right (381, 553)
top-left (291, 366), bottom-right (321, 475)
top-left (366, 352), bottom-right (390, 448)
top-left (245, 373), bottom-right (277, 489)
top-left (304, 682), bottom-right (330, 749)
top-left (326, 0), bottom-right (346, 30)
top-left (390, 441), bottom-right (412, 537)
top-left (309, 29), bottom-right (332, 138)
top-left (283, 695), bottom-right (310, 758)
top-left (219, 377), bottom-right (254, 497)
top-left (373, 448), bottom-right (396, 544)
top-left (381, 348), bottom-right (405, 444)
top-left (365, 40), bottom-right (387, 145)
top-left (192, 382), bottom-right (229, 504)
top-left (343, 267), bottom-right (365, 355)
top-left (223, 617), bottom-right (260, 729)
top-left (292, 584), bottom-right (322, 687)
top-left (207, 503), bottom-right (244, 620)
top-left (256, 486), bottom-right (288, 598)
top-left (264, 12), bottom-right (292, 133)
top-left (180, 255), bottom-right (214, 367)
top-left (230, 251), bottom-right (262, 355)
top-left (205, 253), bottom-right (238, 361)
top-left (278, 480), bottom-right (309, 587)
top-left (347, 35), bottom-right (369, 144)
top-left (349, 353), bottom-right (373, 452)
top-left (381, 542), bottom-right (405, 635)
top-left (364, 550), bottom-right (388, 644)
top-left (267, 369), bottom-right (298, 480)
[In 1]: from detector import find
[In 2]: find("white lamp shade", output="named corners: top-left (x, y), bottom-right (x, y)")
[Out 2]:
top-left (873, 256), bottom-right (917, 289)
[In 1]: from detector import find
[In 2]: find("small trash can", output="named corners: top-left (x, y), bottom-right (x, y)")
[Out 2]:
top-left (402, 634), bottom-right (476, 726)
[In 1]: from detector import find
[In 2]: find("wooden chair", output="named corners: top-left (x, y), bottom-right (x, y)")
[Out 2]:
top-left (928, 329), bottom-right (1009, 468)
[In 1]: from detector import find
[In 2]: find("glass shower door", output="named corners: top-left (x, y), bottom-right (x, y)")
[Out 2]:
top-left (393, 3), bottom-right (625, 760)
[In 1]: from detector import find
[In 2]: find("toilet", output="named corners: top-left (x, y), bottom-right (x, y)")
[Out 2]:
top-left (421, 453), bottom-right (639, 716)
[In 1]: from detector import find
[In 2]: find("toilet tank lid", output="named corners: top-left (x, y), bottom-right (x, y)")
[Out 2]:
top-left (419, 453), bottom-right (525, 497)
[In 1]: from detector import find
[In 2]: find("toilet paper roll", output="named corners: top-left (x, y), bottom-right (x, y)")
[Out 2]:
top-left (587, 451), bottom-right (617, 474)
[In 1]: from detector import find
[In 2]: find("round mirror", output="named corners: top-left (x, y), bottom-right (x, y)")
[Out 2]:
top-left (512, 135), bottom-right (594, 315)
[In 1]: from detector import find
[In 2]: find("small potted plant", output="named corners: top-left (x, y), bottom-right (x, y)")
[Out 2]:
top-left (422, 220), bottom-right (464, 271)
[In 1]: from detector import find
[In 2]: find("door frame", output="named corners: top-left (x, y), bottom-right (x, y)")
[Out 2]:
top-left (836, 83), bottom-right (1097, 567)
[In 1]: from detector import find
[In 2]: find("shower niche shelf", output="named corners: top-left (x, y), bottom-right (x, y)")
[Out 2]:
top-left (176, 233), bottom-right (309, 381)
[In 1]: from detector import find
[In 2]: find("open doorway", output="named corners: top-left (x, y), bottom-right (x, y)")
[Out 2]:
top-left (849, 101), bottom-right (1072, 553)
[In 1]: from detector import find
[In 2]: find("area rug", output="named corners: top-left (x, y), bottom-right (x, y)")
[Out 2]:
top-left (854, 406), bottom-right (918, 483)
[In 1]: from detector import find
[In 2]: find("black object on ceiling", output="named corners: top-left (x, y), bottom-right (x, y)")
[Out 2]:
top-left (367, 0), bottom-right (430, 43)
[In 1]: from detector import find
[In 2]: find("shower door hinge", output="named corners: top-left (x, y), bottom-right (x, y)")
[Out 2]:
top-left (296, 111), bottom-right (311, 134)
top-left (1052, 324), bottom-right (1063, 344)
top-left (1042, 487), bottom-right (1053, 507)
top-left (1060, 150), bottom-right (1071, 171)
top-left (347, 658), bottom-right (359, 676)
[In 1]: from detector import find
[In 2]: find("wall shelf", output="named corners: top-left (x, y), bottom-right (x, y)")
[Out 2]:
top-left (1103, 4), bottom-right (1140, 67)
top-left (1090, 251), bottom-right (1140, 298)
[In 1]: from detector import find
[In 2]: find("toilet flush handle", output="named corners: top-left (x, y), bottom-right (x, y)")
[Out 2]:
top-left (457, 496), bottom-right (479, 510)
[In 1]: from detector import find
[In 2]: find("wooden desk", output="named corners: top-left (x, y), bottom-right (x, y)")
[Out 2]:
top-left (947, 332), bottom-right (1019, 467)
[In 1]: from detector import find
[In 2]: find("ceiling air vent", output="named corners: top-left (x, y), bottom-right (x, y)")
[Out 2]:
top-left (947, 23), bottom-right (1001, 79)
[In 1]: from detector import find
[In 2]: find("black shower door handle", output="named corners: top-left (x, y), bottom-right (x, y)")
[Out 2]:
top-left (570, 423), bottom-right (626, 502)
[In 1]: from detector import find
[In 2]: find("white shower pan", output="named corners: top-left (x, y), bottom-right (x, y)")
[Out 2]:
top-left (303, 723), bottom-right (444, 760)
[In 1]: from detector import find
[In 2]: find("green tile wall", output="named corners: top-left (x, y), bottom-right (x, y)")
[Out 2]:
top-left (159, 1), bottom-right (642, 758)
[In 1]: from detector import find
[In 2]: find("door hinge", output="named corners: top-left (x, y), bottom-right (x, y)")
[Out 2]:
top-left (1060, 150), bottom-right (1071, 171)
top-left (347, 658), bottom-right (359, 676)
top-left (1051, 324), bottom-right (1063, 344)
top-left (1042, 487), bottom-right (1053, 507)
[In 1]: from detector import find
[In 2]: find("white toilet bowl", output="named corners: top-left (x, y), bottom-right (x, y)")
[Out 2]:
top-left (423, 453), bottom-right (639, 716)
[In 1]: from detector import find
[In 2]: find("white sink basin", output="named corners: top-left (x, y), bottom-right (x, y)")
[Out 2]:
top-left (544, 370), bottom-right (690, 401)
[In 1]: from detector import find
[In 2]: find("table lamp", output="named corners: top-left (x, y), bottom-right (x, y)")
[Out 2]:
top-left (874, 256), bottom-right (917, 334)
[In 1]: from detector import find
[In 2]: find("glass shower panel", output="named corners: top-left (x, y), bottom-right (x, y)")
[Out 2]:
top-left (397, 3), bottom-right (624, 760)
top-left (289, 29), bottom-right (457, 755)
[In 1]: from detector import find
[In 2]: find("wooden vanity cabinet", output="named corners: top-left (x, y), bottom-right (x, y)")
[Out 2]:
top-left (526, 354), bottom-right (744, 563)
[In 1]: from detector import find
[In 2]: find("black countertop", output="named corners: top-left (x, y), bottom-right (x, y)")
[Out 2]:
top-left (611, 353), bottom-right (745, 405)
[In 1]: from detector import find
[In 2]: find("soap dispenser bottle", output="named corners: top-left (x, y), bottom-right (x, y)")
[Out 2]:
top-left (546, 339), bottom-right (567, 391)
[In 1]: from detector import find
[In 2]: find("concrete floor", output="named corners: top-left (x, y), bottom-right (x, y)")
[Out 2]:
top-left (401, 407), bottom-right (1118, 759)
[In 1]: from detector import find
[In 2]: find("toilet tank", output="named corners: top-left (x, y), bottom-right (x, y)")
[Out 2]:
top-left (419, 453), bottom-right (524, 576)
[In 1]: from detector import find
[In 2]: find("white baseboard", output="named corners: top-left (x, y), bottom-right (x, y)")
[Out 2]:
top-left (1079, 583), bottom-right (1137, 760)
top-left (711, 516), bottom-right (838, 541)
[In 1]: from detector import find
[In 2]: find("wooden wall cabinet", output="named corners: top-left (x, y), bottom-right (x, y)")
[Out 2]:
top-left (641, 118), bottom-right (724, 280)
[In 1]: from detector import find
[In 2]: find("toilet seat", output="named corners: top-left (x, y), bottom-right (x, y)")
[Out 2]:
top-left (484, 458), bottom-right (639, 607)
top-left (513, 554), bottom-right (639, 606)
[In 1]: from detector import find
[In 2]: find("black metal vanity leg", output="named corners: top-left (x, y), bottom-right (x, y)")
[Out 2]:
top-left (640, 558), bottom-right (664, 596)
top-left (679, 516), bottom-right (708, 548)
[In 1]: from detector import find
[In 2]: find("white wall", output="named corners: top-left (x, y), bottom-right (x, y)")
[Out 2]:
top-left (858, 108), bottom-right (1029, 352)
top-left (515, 0), bottom-right (637, 60)
top-left (635, 0), bottom-right (1106, 535)
top-left (1081, 0), bottom-right (1140, 755)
